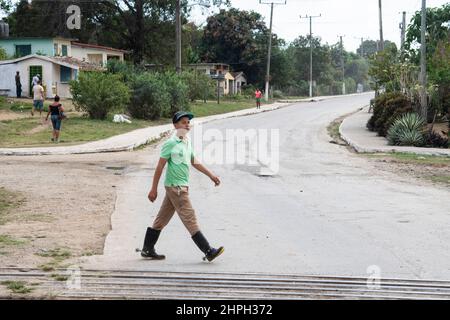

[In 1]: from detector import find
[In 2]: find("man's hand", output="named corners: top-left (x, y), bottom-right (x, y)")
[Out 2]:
top-left (210, 175), bottom-right (221, 187)
top-left (148, 188), bottom-right (158, 202)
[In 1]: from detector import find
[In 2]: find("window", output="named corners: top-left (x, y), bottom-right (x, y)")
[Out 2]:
top-left (61, 45), bottom-right (67, 56)
top-left (15, 45), bottom-right (31, 57)
top-left (60, 66), bottom-right (72, 83)
top-left (54, 44), bottom-right (59, 56)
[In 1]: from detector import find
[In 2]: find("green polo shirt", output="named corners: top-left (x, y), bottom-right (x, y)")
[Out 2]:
top-left (160, 135), bottom-right (195, 187)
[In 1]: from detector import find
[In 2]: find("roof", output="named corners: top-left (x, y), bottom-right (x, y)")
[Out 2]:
top-left (51, 56), bottom-right (105, 71)
top-left (185, 63), bottom-right (230, 68)
top-left (71, 42), bottom-right (129, 54)
top-left (231, 71), bottom-right (246, 79)
top-left (0, 54), bottom-right (79, 70)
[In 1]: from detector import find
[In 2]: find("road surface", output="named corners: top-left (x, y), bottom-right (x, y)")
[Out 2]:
top-left (84, 92), bottom-right (450, 281)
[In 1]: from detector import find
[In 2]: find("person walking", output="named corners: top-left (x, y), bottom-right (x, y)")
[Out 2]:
top-left (32, 80), bottom-right (45, 117)
top-left (140, 111), bottom-right (224, 262)
top-left (255, 88), bottom-right (262, 109)
top-left (15, 71), bottom-right (22, 98)
top-left (45, 95), bottom-right (64, 143)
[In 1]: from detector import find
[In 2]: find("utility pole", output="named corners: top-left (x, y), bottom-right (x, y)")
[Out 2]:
top-left (300, 14), bottom-right (321, 98)
top-left (339, 35), bottom-right (346, 95)
top-left (400, 11), bottom-right (406, 51)
top-left (260, 0), bottom-right (287, 102)
top-left (175, 0), bottom-right (182, 74)
top-left (361, 37), bottom-right (364, 58)
top-left (420, 0), bottom-right (427, 120)
top-left (378, 0), bottom-right (384, 51)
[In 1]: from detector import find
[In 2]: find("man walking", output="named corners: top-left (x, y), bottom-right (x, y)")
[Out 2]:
top-left (140, 111), bottom-right (224, 262)
top-left (32, 80), bottom-right (45, 117)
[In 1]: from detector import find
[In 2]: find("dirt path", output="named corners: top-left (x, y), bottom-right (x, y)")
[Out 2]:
top-left (0, 149), bottom-right (154, 270)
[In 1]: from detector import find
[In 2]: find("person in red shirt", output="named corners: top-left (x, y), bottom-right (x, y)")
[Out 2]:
top-left (255, 88), bottom-right (262, 109)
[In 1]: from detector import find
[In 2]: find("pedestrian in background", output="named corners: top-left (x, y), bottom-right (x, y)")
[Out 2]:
top-left (15, 71), bottom-right (21, 98)
top-left (255, 88), bottom-right (262, 109)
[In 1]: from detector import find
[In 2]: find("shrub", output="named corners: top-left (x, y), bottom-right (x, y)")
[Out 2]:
top-left (127, 73), bottom-right (170, 120)
top-left (106, 60), bottom-right (140, 84)
top-left (387, 113), bottom-right (426, 146)
top-left (272, 90), bottom-right (285, 99)
top-left (367, 92), bottom-right (413, 136)
top-left (162, 72), bottom-right (190, 118)
top-left (181, 71), bottom-right (215, 102)
top-left (70, 72), bottom-right (130, 120)
top-left (424, 131), bottom-right (449, 148)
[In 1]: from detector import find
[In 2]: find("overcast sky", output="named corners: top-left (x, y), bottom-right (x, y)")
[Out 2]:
top-left (190, 0), bottom-right (449, 53)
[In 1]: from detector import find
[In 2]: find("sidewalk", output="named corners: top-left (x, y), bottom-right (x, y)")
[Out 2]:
top-left (0, 94), bottom-right (346, 156)
top-left (340, 106), bottom-right (450, 157)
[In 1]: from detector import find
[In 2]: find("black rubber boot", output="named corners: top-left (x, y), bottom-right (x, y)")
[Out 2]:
top-left (191, 231), bottom-right (224, 262)
top-left (141, 227), bottom-right (165, 260)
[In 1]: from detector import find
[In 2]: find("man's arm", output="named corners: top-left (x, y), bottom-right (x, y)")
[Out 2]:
top-left (191, 157), bottom-right (220, 186)
top-left (148, 157), bottom-right (168, 202)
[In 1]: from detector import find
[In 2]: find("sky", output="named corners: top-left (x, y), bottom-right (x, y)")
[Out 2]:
top-left (190, 0), bottom-right (449, 53)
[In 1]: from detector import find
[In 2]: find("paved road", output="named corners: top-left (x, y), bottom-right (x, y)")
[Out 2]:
top-left (84, 92), bottom-right (450, 280)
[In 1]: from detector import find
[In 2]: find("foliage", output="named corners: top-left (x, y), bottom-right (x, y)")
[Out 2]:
top-left (127, 72), bottom-right (170, 120)
top-left (404, 3), bottom-right (450, 65)
top-left (180, 70), bottom-right (215, 102)
top-left (367, 92), bottom-right (413, 136)
top-left (368, 46), bottom-right (401, 93)
top-left (424, 130), bottom-right (449, 148)
top-left (70, 71), bottom-right (130, 120)
top-left (0, 46), bottom-right (7, 60)
top-left (387, 113), bottom-right (426, 147)
top-left (161, 71), bottom-right (190, 117)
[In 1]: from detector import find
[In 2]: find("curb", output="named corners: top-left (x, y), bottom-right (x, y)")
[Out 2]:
top-left (339, 108), bottom-right (450, 157)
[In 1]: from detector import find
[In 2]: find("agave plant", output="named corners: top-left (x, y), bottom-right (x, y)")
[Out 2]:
top-left (387, 113), bottom-right (426, 147)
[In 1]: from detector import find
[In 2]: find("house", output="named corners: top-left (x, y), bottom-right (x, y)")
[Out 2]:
top-left (0, 54), bottom-right (101, 98)
top-left (70, 42), bottom-right (127, 66)
top-left (231, 72), bottom-right (247, 94)
top-left (0, 37), bottom-right (127, 66)
top-left (186, 63), bottom-right (247, 96)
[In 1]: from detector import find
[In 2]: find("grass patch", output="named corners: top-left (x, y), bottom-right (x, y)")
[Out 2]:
top-left (429, 175), bottom-right (450, 184)
top-left (0, 235), bottom-right (27, 247)
top-left (0, 115), bottom-right (170, 147)
top-left (36, 248), bottom-right (72, 272)
top-left (0, 97), bottom-right (36, 112)
top-left (362, 153), bottom-right (450, 166)
top-left (0, 187), bottom-right (24, 225)
top-left (1, 281), bottom-right (34, 294)
top-left (36, 248), bottom-right (72, 259)
top-left (190, 99), bottom-right (259, 118)
top-left (0, 98), bottom-right (274, 147)
top-left (51, 274), bottom-right (69, 282)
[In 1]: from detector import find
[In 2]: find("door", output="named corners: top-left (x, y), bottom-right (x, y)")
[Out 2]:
top-left (29, 65), bottom-right (43, 97)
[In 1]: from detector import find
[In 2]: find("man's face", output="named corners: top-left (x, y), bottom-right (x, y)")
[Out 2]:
top-left (174, 117), bottom-right (191, 137)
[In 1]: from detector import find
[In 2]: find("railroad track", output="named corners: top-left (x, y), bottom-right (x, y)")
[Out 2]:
top-left (1, 267), bottom-right (450, 300)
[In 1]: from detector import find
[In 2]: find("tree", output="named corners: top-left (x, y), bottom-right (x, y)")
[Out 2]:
top-left (404, 3), bottom-right (450, 65)
top-left (199, 8), bottom-right (284, 86)
top-left (357, 39), bottom-right (397, 59)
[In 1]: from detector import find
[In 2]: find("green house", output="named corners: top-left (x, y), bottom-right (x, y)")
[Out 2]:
top-left (0, 37), bottom-right (73, 58)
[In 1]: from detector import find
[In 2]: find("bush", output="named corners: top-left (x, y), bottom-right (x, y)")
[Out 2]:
top-left (272, 90), bottom-right (285, 99)
top-left (127, 73), bottom-right (170, 120)
top-left (424, 131), bottom-right (449, 148)
top-left (181, 71), bottom-right (215, 102)
top-left (387, 113), bottom-right (426, 147)
top-left (70, 72), bottom-right (130, 120)
top-left (367, 92), bottom-right (413, 136)
top-left (162, 72), bottom-right (190, 117)
top-left (106, 60), bottom-right (141, 84)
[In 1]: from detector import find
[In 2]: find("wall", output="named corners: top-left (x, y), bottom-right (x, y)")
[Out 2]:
top-left (0, 38), bottom-right (53, 57)
top-left (71, 46), bottom-right (124, 65)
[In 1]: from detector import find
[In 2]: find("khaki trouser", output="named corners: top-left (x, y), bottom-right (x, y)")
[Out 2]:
top-left (152, 186), bottom-right (200, 236)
